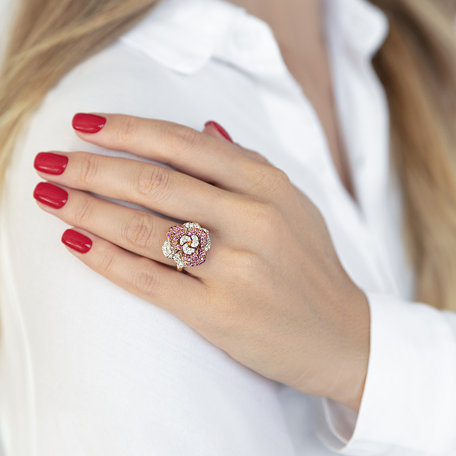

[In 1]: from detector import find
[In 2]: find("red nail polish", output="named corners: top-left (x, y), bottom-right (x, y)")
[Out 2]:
top-left (204, 120), bottom-right (233, 143)
top-left (61, 229), bottom-right (92, 253)
top-left (33, 182), bottom-right (68, 209)
top-left (72, 113), bottom-right (106, 133)
top-left (34, 152), bottom-right (68, 175)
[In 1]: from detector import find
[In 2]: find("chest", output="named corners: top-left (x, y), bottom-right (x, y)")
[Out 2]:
top-left (182, 57), bottom-right (413, 301)
top-left (281, 43), bottom-right (358, 203)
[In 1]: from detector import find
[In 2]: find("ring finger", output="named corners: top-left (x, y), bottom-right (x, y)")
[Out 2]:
top-left (32, 181), bottom-right (219, 276)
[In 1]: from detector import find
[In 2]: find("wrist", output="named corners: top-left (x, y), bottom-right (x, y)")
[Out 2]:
top-left (324, 286), bottom-right (370, 412)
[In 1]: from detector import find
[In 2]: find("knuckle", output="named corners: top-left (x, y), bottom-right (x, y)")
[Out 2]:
top-left (250, 164), bottom-right (291, 195)
top-left (132, 266), bottom-right (158, 296)
top-left (247, 199), bottom-right (281, 226)
top-left (121, 212), bottom-right (156, 249)
top-left (252, 152), bottom-right (270, 164)
top-left (169, 124), bottom-right (202, 154)
top-left (237, 198), bottom-right (283, 245)
top-left (116, 115), bottom-right (137, 145)
top-left (266, 166), bottom-right (291, 192)
top-left (229, 248), bottom-right (262, 283)
top-left (135, 164), bottom-right (170, 202)
top-left (79, 153), bottom-right (100, 186)
top-left (235, 250), bottom-right (260, 272)
top-left (243, 147), bottom-right (271, 164)
top-left (73, 196), bottom-right (95, 226)
top-left (96, 246), bottom-right (116, 275)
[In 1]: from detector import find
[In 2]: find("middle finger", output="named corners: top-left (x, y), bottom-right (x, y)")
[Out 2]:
top-left (34, 151), bottom-right (235, 230)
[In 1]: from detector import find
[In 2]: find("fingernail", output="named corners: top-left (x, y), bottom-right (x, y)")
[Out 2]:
top-left (33, 182), bottom-right (68, 209)
top-left (72, 113), bottom-right (106, 133)
top-left (204, 120), bottom-right (233, 143)
top-left (34, 152), bottom-right (68, 175)
top-left (61, 229), bottom-right (92, 253)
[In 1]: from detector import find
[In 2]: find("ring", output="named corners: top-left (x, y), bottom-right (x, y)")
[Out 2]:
top-left (161, 222), bottom-right (211, 271)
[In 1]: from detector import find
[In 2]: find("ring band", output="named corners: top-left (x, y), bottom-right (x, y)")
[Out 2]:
top-left (162, 222), bottom-right (211, 271)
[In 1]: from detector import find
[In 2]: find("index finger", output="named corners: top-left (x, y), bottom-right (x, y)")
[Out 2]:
top-left (72, 113), bottom-right (268, 193)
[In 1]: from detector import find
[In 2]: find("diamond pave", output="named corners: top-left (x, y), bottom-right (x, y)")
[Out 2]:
top-left (162, 221), bottom-right (211, 270)
top-left (162, 239), bottom-right (175, 258)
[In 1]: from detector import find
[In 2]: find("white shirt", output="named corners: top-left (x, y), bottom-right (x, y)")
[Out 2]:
top-left (1, 0), bottom-right (456, 454)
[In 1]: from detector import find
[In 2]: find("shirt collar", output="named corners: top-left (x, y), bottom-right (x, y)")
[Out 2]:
top-left (120, 0), bottom-right (388, 76)
top-left (324, 0), bottom-right (389, 59)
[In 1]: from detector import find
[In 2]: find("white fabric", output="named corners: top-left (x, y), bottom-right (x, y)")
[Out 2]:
top-left (1, 0), bottom-right (456, 454)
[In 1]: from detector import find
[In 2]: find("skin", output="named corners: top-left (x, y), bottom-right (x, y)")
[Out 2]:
top-left (33, 114), bottom-right (370, 414)
top-left (229, 0), bottom-right (356, 200)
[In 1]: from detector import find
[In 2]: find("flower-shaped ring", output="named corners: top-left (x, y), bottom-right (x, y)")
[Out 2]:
top-left (161, 222), bottom-right (211, 271)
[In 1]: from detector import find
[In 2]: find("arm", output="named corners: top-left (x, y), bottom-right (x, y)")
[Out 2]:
top-left (315, 291), bottom-right (456, 455)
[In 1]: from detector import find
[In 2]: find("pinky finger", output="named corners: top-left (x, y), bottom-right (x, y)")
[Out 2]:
top-left (61, 227), bottom-right (206, 323)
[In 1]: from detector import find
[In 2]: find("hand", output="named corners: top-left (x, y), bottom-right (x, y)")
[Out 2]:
top-left (33, 113), bottom-right (370, 411)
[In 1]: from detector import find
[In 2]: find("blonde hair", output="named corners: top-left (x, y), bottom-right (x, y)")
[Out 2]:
top-left (1, 0), bottom-right (455, 310)
top-left (371, 0), bottom-right (456, 310)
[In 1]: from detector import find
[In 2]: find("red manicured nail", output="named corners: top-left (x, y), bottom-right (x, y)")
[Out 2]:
top-left (33, 182), bottom-right (68, 209)
top-left (61, 229), bottom-right (92, 253)
top-left (34, 152), bottom-right (68, 175)
top-left (72, 113), bottom-right (106, 133)
top-left (204, 120), bottom-right (233, 143)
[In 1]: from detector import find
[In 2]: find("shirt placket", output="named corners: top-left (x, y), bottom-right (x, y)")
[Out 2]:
top-left (231, 17), bottom-right (392, 293)
top-left (325, 0), bottom-right (410, 299)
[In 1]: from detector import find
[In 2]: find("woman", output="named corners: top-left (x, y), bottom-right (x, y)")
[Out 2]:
top-left (1, 0), bottom-right (456, 454)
